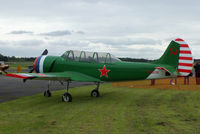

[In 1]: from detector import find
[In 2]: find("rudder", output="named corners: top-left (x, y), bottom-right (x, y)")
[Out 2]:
top-left (175, 38), bottom-right (193, 76)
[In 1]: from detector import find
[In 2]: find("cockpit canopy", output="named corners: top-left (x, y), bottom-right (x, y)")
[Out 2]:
top-left (61, 50), bottom-right (121, 63)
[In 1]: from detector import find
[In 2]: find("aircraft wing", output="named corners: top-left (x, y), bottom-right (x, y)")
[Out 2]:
top-left (6, 71), bottom-right (101, 82)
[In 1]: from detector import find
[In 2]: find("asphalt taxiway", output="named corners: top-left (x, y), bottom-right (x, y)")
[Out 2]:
top-left (0, 75), bottom-right (93, 102)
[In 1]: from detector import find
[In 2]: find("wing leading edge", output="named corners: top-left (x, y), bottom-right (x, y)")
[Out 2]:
top-left (6, 71), bottom-right (101, 82)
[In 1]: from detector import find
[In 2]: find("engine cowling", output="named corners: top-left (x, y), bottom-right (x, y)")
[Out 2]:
top-left (33, 56), bottom-right (59, 73)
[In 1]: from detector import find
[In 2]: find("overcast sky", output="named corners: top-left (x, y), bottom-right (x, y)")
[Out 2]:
top-left (0, 0), bottom-right (200, 59)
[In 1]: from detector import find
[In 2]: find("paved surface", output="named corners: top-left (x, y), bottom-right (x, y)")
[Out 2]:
top-left (0, 75), bottom-right (93, 103)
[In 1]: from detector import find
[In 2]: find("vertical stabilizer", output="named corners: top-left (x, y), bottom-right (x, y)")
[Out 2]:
top-left (154, 38), bottom-right (193, 76)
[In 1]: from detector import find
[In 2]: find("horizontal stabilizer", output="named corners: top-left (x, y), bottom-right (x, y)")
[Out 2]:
top-left (155, 67), bottom-right (170, 74)
top-left (147, 65), bottom-right (178, 80)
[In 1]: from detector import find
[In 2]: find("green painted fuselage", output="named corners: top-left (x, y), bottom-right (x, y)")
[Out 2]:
top-left (34, 40), bottom-right (184, 82)
top-left (43, 56), bottom-right (157, 82)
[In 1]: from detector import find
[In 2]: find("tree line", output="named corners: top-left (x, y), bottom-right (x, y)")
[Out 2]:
top-left (0, 54), bottom-right (35, 62)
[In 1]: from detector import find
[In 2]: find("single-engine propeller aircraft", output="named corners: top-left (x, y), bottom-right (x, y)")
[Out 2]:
top-left (0, 61), bottom-right (9, 74)
top-left (6, 38), bottom-right (193, 102)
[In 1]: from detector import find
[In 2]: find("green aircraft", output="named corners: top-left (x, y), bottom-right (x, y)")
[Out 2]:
top-left (6, 38), bottom-right (193, 102)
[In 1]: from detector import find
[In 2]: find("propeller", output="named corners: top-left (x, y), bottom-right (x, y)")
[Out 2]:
top-left (28, 66), bottom-right (35, 73)
top-left (41, 49), bottom-right (48, 55)
top-left (29, 49), bottom-right (48, 73)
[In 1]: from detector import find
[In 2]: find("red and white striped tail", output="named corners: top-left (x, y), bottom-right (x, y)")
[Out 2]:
top-left (174, 38), bottom-right (193, 76)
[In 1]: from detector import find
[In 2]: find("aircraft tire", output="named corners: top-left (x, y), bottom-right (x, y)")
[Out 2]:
top-left (91, 90), bottom-right (100, 97)
top-left (62, 93), bottom-right (72, 102)
top-left (44, 90), bottom-right (51, 97)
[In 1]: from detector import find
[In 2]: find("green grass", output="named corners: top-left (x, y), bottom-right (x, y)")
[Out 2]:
top-left (1, 83), bottom-right (200, 134)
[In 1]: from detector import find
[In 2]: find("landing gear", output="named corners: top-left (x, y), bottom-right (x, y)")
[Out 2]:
top-left (91, 90), bottom-right (99, 97)
top-left (44, 81), bottom-right (52, 97)
top-left (62, 81), bottom-right (72, 102)
top-left (62, 93), bottom-right (72, 102)
top-left (91, 82), bottom-right (100, 97)
top-left (43, 80), bottom-right (101, 102)
top-left (44, 90), bottom-right (51, 97)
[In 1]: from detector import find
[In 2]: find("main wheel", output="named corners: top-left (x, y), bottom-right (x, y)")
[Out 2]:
top-left (44, 90), bottom-right (51, 97)
top-left (62, 93), bottom-right (72, 102)
top-left (91, 89), bottom-right (100, 97)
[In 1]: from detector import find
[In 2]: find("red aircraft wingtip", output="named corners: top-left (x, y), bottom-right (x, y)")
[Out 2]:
top-left (6, 73), bottom-right (29, 79)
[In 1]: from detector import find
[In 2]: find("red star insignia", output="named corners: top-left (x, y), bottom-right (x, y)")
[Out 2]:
top-left (99, 65), bottom-right (110, 78)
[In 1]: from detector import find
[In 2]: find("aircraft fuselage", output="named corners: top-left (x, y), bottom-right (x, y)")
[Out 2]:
top-left (41, 56), bottom-right (159, 82)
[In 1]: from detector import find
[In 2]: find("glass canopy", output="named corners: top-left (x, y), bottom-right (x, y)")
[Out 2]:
top-left (61, 50), bottom-right (121, 63)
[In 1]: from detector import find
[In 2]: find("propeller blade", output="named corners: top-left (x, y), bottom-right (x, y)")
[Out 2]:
top-left (28, 65), bottom-right (34, 73)
top-left (29, 68), bottom-right (35, 73)
top-left (41, 49), bottom-right (48, 55)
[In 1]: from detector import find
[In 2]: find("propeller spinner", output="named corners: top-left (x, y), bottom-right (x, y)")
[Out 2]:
top-left (29, 49), bottom-right (48, 73)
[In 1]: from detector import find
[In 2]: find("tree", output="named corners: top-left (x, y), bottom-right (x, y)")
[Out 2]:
top-left (0, 54), bottom-right (4, 61)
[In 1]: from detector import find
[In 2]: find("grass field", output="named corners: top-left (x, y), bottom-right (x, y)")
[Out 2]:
top-left (1, 83), bottom-right (200, 134)
top-left (6, 62), bottom-right (33, 70)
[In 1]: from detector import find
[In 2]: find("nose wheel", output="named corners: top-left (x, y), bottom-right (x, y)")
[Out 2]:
top-left (44, 90), bottom-right (51, 97)
top-left (62, 81), bottom-right (72, 102)
top-left (44, 81), bottom-right (52, 97)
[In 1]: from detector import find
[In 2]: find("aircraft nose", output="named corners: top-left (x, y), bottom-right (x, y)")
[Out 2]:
top-left (33, 56), bottom-right (47, 73)
top-left (33, 56), bottom-right (40, 73)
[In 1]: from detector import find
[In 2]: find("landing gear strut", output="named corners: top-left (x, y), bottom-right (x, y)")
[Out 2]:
top-left (43, 81), bottom-right (101, 102)
top-left (44, 81), bottom-right (51, 97)
top-left (91, 82), bottom-right (100, 97)
top-left (62, 81), bottom-right (72, 102)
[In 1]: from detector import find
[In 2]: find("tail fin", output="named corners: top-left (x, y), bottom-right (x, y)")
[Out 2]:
top-left (154, 38), bottom-right (193, 76)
